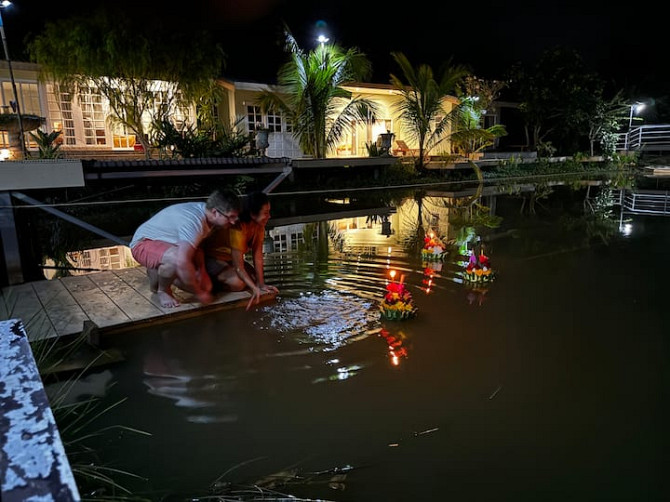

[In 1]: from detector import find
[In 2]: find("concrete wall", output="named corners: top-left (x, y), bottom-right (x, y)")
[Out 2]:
top-left (0, 160), bottom-right (84, 190)
top-left (0, 319), bottom-right (80, 501)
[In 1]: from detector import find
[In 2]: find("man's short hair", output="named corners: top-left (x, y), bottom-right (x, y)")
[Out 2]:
top-left (206, 189), bottom-right (240, 214)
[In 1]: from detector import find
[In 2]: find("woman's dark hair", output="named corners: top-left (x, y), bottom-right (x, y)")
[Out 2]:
top-left (240, 191), bottom-right (269, 223)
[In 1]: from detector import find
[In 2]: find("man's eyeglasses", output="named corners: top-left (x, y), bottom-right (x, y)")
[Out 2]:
top-left (217, 209), bottom-right (238, 221)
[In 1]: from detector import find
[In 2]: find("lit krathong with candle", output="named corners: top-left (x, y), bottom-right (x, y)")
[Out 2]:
top-left (421, 231), bottom-right (446, 262)
top-left (463, 244), bottom-right (496, 283)
top-left (380, 270), bottom-right (418, 320)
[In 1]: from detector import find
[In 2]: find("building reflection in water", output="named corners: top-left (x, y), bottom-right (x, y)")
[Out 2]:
top-left (43, 244), bottom-right (137, 279)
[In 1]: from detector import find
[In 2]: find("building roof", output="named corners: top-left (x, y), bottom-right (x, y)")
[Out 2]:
top-left (83, 156), bottom-right (291, 181)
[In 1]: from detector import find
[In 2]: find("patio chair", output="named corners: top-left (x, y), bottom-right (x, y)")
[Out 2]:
top-left (392, 140), bottom-right (419, 156)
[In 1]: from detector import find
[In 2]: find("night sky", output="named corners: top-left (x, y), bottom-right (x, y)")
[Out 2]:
top-left (4, 0), bottom-right (667, 98)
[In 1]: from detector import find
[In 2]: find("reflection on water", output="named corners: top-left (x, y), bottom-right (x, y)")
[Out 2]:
top-left (43, 243), bottom-right (137, 279)
top-left (76, 181), bottom-right (669, 500)
top-left (257, 291), bottom-right (380, 351)
top-left (141, 330), bottom-right (243, 424)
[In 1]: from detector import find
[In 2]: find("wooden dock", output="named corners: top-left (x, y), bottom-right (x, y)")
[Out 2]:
top-left (0, 266), bottom-right (274, 343)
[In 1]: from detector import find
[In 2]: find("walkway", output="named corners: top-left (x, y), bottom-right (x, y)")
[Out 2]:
top-left (0, 266), bottom-right (275, 343)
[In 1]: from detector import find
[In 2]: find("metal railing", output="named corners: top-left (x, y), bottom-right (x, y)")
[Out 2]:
top-left (612, 188), bottom-right (670, 215)
top-left (617, 124), bottom-right (670, 152)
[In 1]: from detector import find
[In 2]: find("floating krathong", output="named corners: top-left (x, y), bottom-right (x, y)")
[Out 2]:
top-left (421, 232), bottom-right (446, 262)
top-left (380, 271), bottom-right (418, 320)
top-left (463, 250), bottom-right (496, 283)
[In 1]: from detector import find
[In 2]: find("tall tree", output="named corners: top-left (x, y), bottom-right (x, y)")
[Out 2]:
top-left (507, 46), bottom-right (604, 155)
top-left (258, 28), bottom-right (376, 159)
top-left (27, 7), bottom-right (225, 157)
top-left (389, 52), bottom-right (469, 171)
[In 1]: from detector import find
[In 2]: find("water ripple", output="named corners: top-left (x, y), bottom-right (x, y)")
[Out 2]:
top-left (258, 290), bottom-right (381, 350)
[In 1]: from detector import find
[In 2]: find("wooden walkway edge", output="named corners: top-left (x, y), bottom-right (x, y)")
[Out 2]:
top-left (0, 266), bottom-right (274, 342)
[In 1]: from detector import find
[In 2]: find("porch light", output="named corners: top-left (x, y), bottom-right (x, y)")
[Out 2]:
top-left (317, 34), bottom-right (329, 46)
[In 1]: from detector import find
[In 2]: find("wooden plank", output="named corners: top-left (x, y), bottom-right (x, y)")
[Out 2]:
top-left (87, 270), bottom-right (165, 321)
top-left (113, 267), bottom-right (210, 315)
top-left (59, 275), bottom-right (132, 329)
top-left (0, 284), bottom-right (57, 341)
top-left (31, 280), bottom-right (89, 337)
top-left (114, 266), bottom-right (259, 308)
top-left (2, 265), bottom-right (274, 344)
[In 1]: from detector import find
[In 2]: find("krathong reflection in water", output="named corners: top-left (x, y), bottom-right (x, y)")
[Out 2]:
top-left (421, 260), bottom-right (443, 294)
top-left (378, 328), bottom-right (409, 366)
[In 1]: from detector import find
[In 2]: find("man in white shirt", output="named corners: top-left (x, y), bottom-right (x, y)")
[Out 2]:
top-left (130, 189), bottom-right (240, 307)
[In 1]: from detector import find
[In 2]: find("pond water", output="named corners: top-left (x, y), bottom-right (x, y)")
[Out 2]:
top-left (69, 180), bottom-right (669, 501)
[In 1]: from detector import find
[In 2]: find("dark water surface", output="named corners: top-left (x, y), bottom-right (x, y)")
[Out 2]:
top-left (78, 182), bottom-right (669, 501)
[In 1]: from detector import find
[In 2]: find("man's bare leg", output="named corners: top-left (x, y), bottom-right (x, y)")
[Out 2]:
top-left (193, 248), bottom-right (213, 296)
top-left (147, 268), bottom-right (159, 293)
top-left (156, 261), bottom-right (180, 308)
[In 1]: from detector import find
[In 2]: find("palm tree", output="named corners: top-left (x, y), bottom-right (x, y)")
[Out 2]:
top-left (28, 129), bottom-right (64, 159)
top-left (390, 52), bottom-right (470, 171)
top-left (258, 28), bottom-right (377, 159)
top-left (450, 97), bottom-right (507, 160)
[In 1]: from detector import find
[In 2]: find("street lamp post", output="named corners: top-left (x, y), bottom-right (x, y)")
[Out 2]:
top-left (0, 0), bottom-right (26, 160)
top-left (625, 102), bottom-right (645, 151)
top-left (628, 102), bottom-right (645, 129)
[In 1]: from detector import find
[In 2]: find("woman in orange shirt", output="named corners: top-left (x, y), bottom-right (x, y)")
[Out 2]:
top-left (203, 191), bottom-right (279, 309)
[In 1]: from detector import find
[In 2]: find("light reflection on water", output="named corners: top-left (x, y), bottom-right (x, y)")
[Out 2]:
top-left (258, 291), bottom-right (380, 350)
top-left (81, 184), bottom-right (669, 501)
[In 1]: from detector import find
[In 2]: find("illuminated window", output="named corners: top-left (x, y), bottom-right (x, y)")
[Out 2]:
top-left (47, 85), bottom-right (76, 146)
top-left (0, 81), bottom-right (42, 148)
top-left (0, 81), bottom-right (40, 115)
top-left (79, 85), bottom-right (107, 145)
